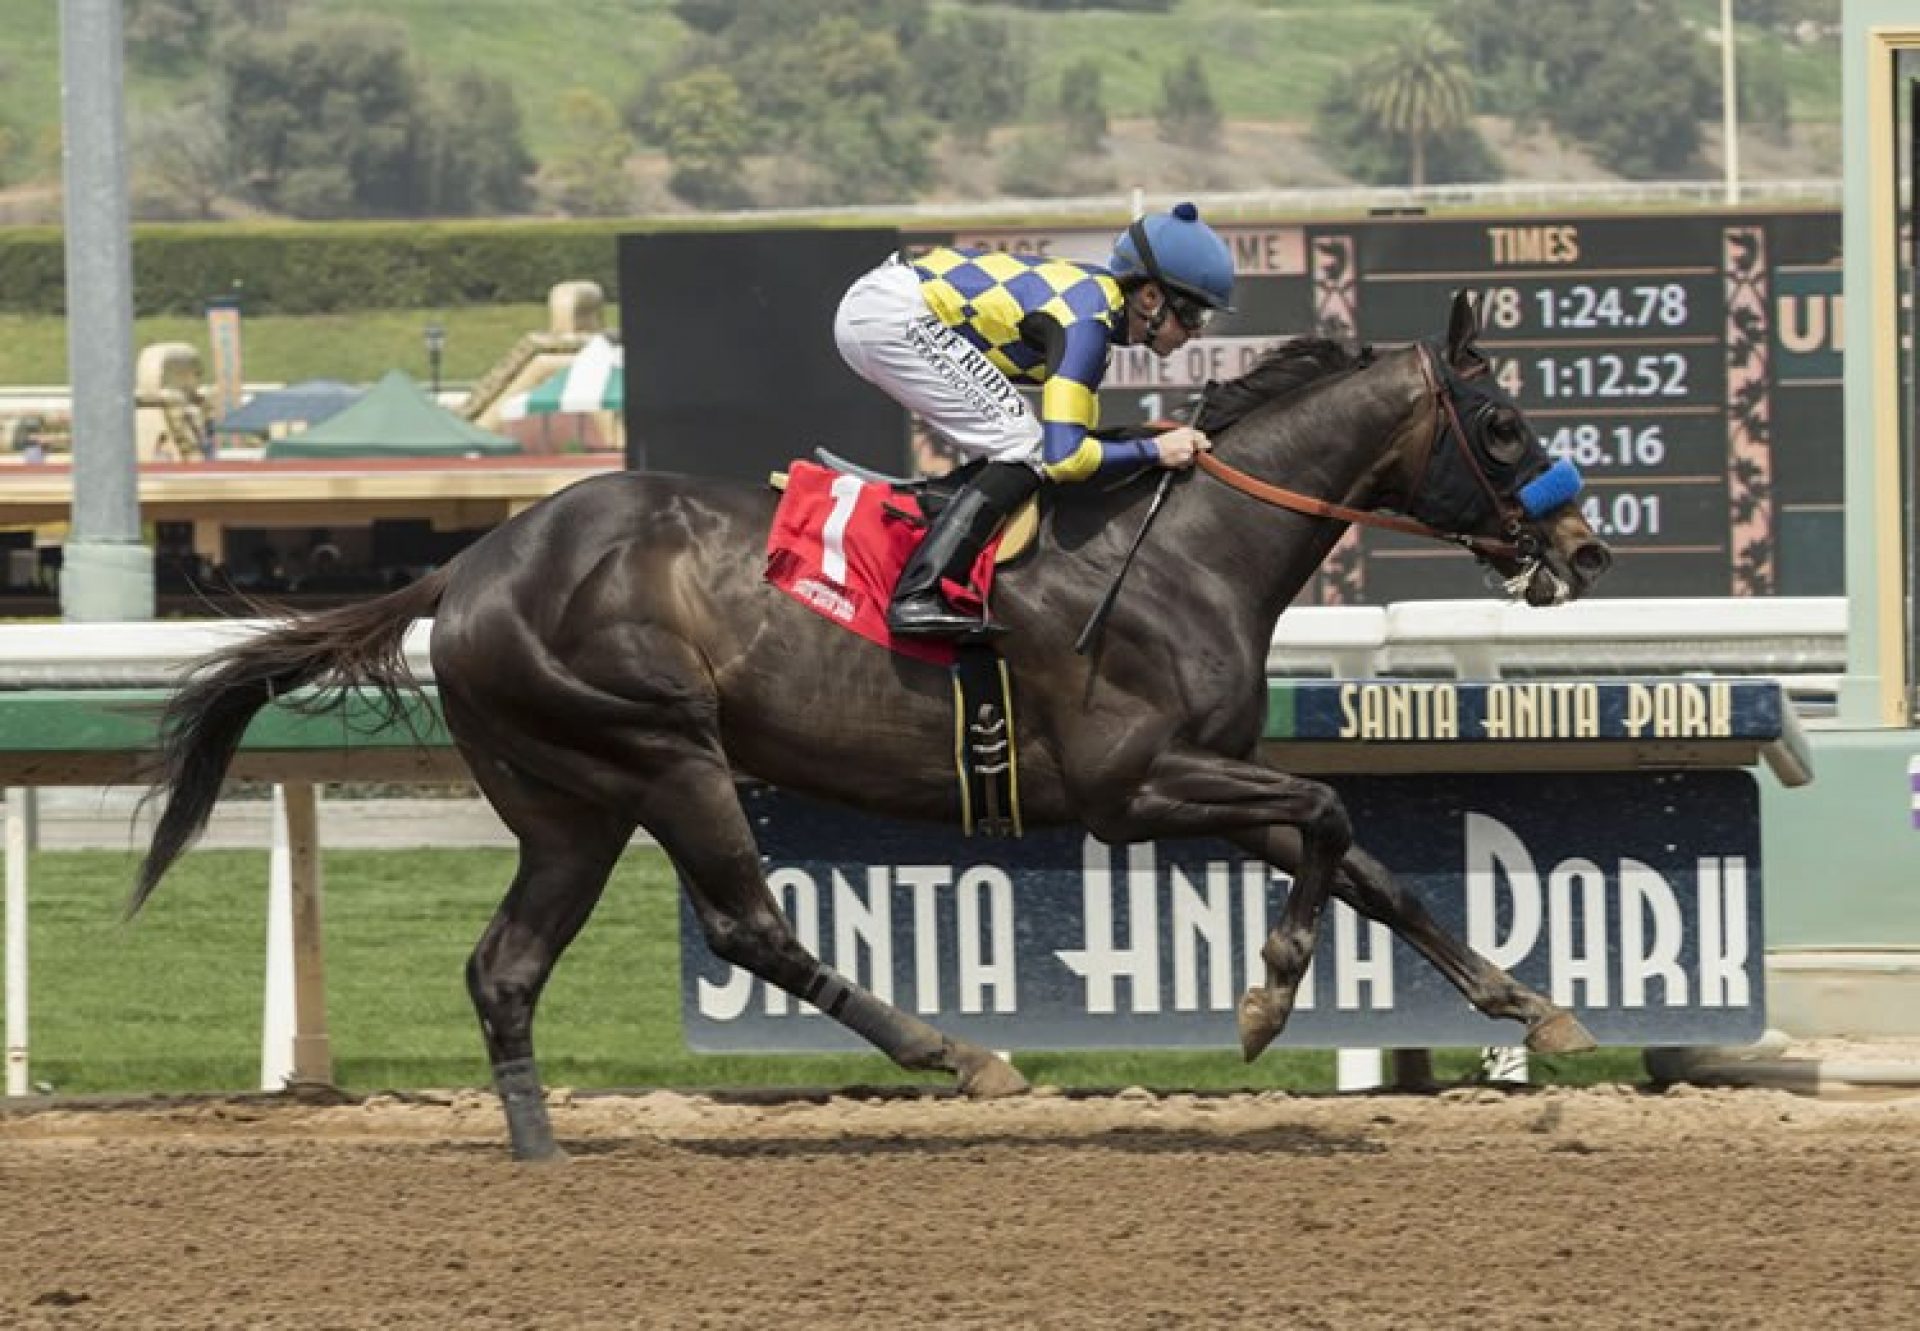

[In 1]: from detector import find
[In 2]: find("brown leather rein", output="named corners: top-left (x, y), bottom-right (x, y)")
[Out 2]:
top-left (1188, 343), bottom-right (1525, 563)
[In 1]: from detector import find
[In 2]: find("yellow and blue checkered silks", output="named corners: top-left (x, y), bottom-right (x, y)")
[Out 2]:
top-left (910, 246), bottom-right (1155, 482)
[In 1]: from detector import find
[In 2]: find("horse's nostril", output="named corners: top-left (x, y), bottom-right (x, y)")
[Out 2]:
top-left (1570, 541), bottom-right (1612, 582)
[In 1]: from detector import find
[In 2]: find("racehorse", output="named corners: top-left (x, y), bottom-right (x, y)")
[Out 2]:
top-left (134, 294), bottom-right (1613, 1161)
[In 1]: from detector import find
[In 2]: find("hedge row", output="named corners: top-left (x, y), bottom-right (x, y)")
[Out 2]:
top-left (0, 220), bottom-right (658, 316)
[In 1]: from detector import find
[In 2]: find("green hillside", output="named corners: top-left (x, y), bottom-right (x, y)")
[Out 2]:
top-left (0, 0), bottom-right (1841, 186)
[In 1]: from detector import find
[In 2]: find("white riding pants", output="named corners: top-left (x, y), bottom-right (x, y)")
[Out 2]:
top-left (833, 257), bottom-right (1044, 467)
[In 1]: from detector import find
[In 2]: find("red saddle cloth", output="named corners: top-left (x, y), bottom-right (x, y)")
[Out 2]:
top-left (765, 461), bottom-right (1000, 666)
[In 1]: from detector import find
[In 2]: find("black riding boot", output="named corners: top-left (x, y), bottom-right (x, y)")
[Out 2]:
top-left (887, 462), bottom-right (1042, 639)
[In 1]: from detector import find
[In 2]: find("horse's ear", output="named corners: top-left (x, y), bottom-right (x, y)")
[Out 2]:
top-left (1446, 290), bottom-right (1480, 360)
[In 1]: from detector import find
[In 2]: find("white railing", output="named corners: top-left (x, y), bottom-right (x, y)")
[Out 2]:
top-left (0, 619), bottom-right (435, 689)
top-left (1264, 598), bottom-right (1847, 714)
top-left (0, 600), bottom-right (1847, 704)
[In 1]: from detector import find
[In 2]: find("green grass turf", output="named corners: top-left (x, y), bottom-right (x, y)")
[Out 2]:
top-left (0, 304), bottom-right (560, 388)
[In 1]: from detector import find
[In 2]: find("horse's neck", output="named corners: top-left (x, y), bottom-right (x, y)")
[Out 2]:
top-left (1184, 367), bottom-right (1417, 625)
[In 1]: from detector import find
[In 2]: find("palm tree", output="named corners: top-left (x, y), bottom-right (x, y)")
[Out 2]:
top-left (1358, 28), bottom-right (1474, 189)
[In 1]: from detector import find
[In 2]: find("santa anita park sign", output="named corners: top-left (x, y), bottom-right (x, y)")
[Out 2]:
top-left (681, 766), bottom-right (1768, 1054)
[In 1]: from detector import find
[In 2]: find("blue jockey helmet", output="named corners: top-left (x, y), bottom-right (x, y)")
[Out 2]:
top-left (1108, 201), bottom-right (1236, 311)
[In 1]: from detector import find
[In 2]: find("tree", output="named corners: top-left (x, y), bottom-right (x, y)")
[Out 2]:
top-left (651, 4), bottom-right (935, 205)
top-left (131, 100), bottom-right (232, 219)
top-left (1559, 36), bottom-right (1715, 177)
top-left (1443, 0), bottom-right (1718, 177)
top-left (1155, 52), bottom-right (1223, 150)
top-left (647, 68), bottom-right (754, 207)
top-left (1312, 68), bottom-right (1500, 188)
top-left (910, 14), bottom-right (1029, 150)
top-left (1059, 58), bottom-right (1109, 153)
top-left (1356, 27), bottom-right (1472, 189)
top-left (789, 16), bottom-right (934, 201)
top-left (126, 0), bottom-right (212, 71)
top-left (217, 18), bottom-right (425, 217)
top-left (215, 18), bottom-right (535, 218)
top-left (545, 88), bottom-right (634, 217)
top-left (1735, 41), bottom-right (1793, 141)
top-left (801, 96), bottom-right (936, 203)
top-left (418, 72), bottom-right (535, 216)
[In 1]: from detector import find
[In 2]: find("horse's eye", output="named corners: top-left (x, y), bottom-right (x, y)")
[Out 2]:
top-left (1483, 411), bottom-right (1528, 465)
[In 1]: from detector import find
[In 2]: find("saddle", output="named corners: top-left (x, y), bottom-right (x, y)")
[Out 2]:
top-left (764, 450), bottom-right (1028, 836)
top-left (772, 448), bottom-right (1043, 565)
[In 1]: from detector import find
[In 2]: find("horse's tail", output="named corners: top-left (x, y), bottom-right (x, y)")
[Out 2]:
top-left (129, 565), bottom-right (453, 917)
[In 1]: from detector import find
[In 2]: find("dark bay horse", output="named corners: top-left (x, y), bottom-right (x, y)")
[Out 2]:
top-left (135, 293), bottom-right (1613, 1160)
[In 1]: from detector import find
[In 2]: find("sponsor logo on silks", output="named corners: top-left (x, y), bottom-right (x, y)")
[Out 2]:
top-left (793, 578), bottom-right (856, 622)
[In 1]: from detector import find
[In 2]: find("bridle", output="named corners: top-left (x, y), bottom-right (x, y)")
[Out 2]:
top-left (1191, 340), bottom-right (1536, 565)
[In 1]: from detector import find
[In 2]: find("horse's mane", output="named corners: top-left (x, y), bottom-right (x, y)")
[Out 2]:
top-left (1191, 337), bottom-right (1370, 434)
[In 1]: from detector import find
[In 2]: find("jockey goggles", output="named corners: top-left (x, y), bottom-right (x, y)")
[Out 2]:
top-left (1125, 216), bottom-right (1222, 333)
top-left (1166, 292), bottom-right (1216, 332)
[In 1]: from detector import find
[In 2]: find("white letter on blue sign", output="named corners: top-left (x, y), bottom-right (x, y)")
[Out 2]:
top-left (897, 865), bottom-right (952, 1014)
top-left (766, 868), bottom-right (822, 1017)
top-left (1464, 814), bottom-right (1543, 971)
top-left (1171, 861), bottom-right (1234, 1012)
top-left (697, 955), bottom-right (755, 1021)
top-left (1241, 865), bottom-right (1287, 996)
top-left (1057, 838), bottom-right (1162, 1014)
top-left (833, 868), bottom-right (894, 1006)
top-left (1548, 858), bottom-right (1611, 1007)
top-left (1620, 860), bottom-right (1688, 1007)
top-left (957, 866), bottom-right (1018, 1014)
top-left (1696, 856), bottom-right (1751, 1008)
top-left (1334, 902), bottom-right (1395, 1010)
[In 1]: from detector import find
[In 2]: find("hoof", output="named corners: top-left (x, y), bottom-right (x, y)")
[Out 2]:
top-left (1237, 986), bottom-right (1294, 1062)
top-left (512, 1143), bottom-right (571, 1166)
top-left (954, 1047), bottom-right (1030, 1099)
top-left (1526, 1009), bottom-right (1598, 1055)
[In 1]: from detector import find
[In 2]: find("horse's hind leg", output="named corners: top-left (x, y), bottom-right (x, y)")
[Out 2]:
top-left (647, 753), bottom-right (1027, 1100)
top-left (461, 772), bottom-right (634, 1162)
top-left (1331, 845), bottom-right (1596, 1055)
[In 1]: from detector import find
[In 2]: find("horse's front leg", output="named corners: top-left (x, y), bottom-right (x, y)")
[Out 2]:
top-left (1332, 844), bottom-right (1596, 1055)
top-left (1084, 746), bottom-right (1351, 1061)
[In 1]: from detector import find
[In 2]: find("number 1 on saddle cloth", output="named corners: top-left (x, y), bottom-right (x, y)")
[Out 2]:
top-left (764, 460), bottom-right (1006, 667)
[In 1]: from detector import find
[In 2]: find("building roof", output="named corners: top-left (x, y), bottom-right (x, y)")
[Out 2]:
top-left (265, 370), bottom-right (520, 459)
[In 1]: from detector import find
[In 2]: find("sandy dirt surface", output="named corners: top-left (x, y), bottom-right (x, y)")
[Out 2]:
top-left (3, 1082), bottom-right (1918, 1330)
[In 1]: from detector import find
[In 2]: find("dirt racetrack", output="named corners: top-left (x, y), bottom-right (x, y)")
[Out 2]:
top-left (3, 1083), bottom-right (1917, 1330)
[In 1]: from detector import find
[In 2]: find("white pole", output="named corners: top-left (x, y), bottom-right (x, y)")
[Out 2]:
top-left (284, 782), bottom-right (332, 1086)
top-left (1335, 1047), bottom-right (1383, 1091)
top-left (260, 784), bottom-right (294, 1090)
top-left (5, 788), bottom-right (29, 1097)
top-left (1721, 0), bottom-right (1740, 205)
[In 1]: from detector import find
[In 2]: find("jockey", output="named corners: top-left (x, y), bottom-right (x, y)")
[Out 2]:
top-left (834, 201), bottom-right (1236, 639)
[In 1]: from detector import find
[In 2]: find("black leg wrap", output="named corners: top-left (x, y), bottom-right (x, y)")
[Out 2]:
top-left (492, 1056), bottom-right (562, 1162)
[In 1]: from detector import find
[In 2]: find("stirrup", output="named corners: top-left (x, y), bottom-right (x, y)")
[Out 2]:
top-left (886, 592), bottom-right (1000, 640)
